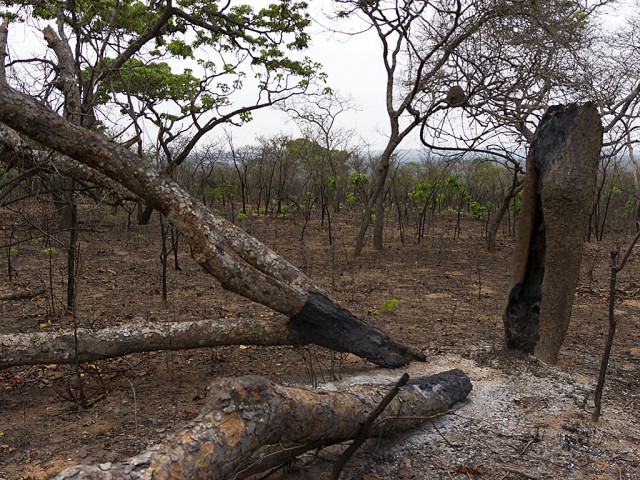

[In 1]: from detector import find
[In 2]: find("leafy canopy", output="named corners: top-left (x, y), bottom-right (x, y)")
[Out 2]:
top-left (1, 0), bottom-right (322, 155)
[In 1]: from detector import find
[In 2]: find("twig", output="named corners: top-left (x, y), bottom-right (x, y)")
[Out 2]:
top-left (331, 373), bottom-right (409, 480)
top-left (593, 228), bottom-right (640, 421)
top-left (521, 428), bottom-right (542, 455)
top-left (430, 419), bottom-right (463, 448)
top-left (0, 285), bottom-right (46, 300)
top-left (124, 376), bottom-right (139, 437)
top-left (521, 439), bottom-right (535, 455)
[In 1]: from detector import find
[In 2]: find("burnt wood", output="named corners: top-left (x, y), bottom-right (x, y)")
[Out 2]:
top-left (289, 292), bottom-right (426, 368)
top-left (56, 369), bottom-right (471, 480)
top-left (505, 103), bottom-right (602, 363)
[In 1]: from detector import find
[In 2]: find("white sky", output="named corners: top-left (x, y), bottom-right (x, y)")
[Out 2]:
top-left (231, 1), bottom-right (403, 151)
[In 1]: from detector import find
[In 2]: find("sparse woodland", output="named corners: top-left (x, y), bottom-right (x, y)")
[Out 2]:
top-left (0, 1), bottom-right (640, 478)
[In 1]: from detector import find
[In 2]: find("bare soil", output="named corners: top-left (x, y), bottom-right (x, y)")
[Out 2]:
top-left (0, 203), bottom-right (638, 479)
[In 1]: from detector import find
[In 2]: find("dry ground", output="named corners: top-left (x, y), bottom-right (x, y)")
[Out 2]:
top-left (0, 203), bottom-right (638, 479)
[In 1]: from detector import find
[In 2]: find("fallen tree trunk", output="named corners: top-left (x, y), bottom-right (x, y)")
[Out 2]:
top-left (0, 79), bottom-right (423, 368)
top-left (55, 369), bottom-right (472, 480)
top-left (0, 123), bottom-right (137, 203)
top-left (0, 285), bottom-right (46, 301)
top-left (0, 316), bottom-right (301, 369)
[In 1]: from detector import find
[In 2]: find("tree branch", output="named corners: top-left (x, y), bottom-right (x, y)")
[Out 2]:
top-left (0, 316), bottom-right (301, 369)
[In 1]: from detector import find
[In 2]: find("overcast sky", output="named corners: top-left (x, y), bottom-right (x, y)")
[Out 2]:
top-left (231, 1), bottom-right (402, 151)
top-left (10, 1), bottom-right (626, 153)
top-left (6, 1), bottom-right (402, 151)
top-left (238, 0), bottom-right (629, 152)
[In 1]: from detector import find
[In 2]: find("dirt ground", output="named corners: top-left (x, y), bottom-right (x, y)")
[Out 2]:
top-left (0, 203), bottom-right (638, 479)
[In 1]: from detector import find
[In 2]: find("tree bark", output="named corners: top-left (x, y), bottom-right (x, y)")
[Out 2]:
top-left (627, 132), bottom-right (640, 227)
top-left (0, 19), bottom-right (7, 83)
top-left (373, 187), bottom-right (385, 250)
top-left (0, 316), bottom-right (302, 369)
top-left (55, 369), bottom-right (472, 480)
top-left (354, 143), bottom-right (397, 256)
top-left (0, 123), bottom-right (136, 202)
top-left (0, 82), bottom-right (423, 368)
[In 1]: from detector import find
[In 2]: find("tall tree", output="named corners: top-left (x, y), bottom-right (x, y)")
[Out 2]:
top-left (335, 0), bottom-right (604, 255)
top-left (0, 0), bottom-right (322, 176)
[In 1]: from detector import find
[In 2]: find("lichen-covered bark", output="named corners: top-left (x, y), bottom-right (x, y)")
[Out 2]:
top-left (0, 123), bottom-right (34, 169)
top-left (0, 81), bottom-right (423, 368)
top-left (42, 24), bottom-right (82, 124)
top-left (0, 19), bottom-right (7, 83)
top-left (55, 370), bottom-right (472, 480)
top-left (505, 103), bottom-right (602, 363)
top-left (0, 317), bottom-right (300, 369)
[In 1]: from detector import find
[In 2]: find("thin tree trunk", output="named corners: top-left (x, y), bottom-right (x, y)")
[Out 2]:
top-left (373, 189), bottom-right (385, 250)
top-left (354, 146), bottom-right (396, 256)
top-left (159, 214), bottom-right (169, 303)
top-left (170, 226), bottom-right (181, 271)
top-left (627, 133), bottom-right (640, 228)
top-left (487, 170), bottom-right (521, 253)
top-left (66, 201), bottom-right (78, 312)
top-left (592, 228), bottom-right (640, 421)
top-left (55, 369), bottom-right (472, 480)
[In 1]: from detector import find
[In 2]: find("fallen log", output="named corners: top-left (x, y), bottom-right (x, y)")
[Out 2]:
top-left (0, 285), bottom-right (46, 301)
top-left (0, 316), bottom-right (301, 369)
top-left (55, 369), bottom-right (472, 480)
top-left (0, 79), bottom-right (423, 369)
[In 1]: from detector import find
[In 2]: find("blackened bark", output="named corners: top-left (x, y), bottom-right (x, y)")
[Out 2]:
top-left (504, 103), bottom-right (602, 363)
top-left (504, 197), bottom-right (544, 353)
top-left (0, 82), bottom-right (422, 368)
top-left (290, 292), bottom-right (425, 368)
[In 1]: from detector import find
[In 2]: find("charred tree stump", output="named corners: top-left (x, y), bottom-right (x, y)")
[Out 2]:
top-left (505, 103), bottom-right (602, 364)
top-left (55, 369), bottom-right (472, 480)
